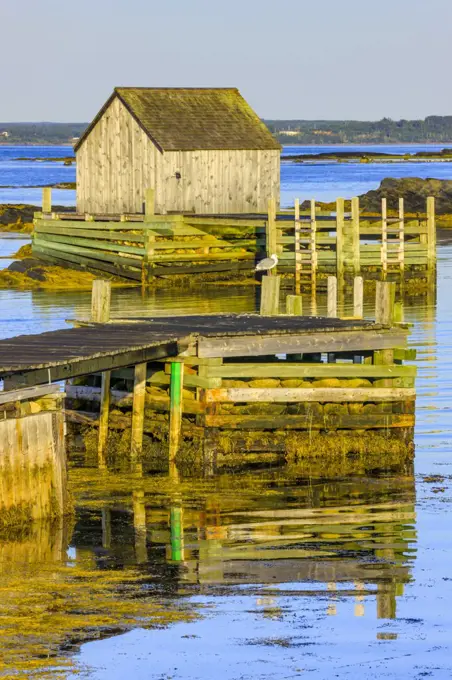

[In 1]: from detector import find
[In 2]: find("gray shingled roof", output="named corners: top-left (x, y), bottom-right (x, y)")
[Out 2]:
top-left (75, 87), bottom-right (281, 153)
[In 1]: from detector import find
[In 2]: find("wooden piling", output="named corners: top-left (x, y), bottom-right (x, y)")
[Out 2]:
top-left (260, 275), bottom-right (280, 315)
top-left (398, 197), bottom-right (405, 272)
top-left (42, 187), bottom-right (52, 214)
top-left (286, 295), bottom-right (303, 315)
top-left (144, 187), bottom-right (155, 219)
top-left (381, 198), bottom-right (388, 278)
top-left (375, 281), bottom-right (396, 325)
top-left (294, 198), bottom-right (301, 294)
top-left (393, 301), bottom-right (404, 323)
top-left (353, 276), bottom-right (364, 319)
top-left (97, 371), bottom-right (110, 470)
top-left (91, 280), bottom-right (111, 323)
top-left (169, 361), bottom-right (184, 462)
top-left (336, 198), bottom-right (345, 285)
top-left (91, 280), bottom-right (112, 469)
top-left (327, 276), bottom-right (338, 318)
top-left (427, 196), bottom-right (436, 267)
top-left (351, 197), bottom-right (360, 275)
top-left (266, 197), bottom-right (277, 263)
top-left (142, 230), bottom-right (156, 285)
top-left (310, 199), bottom-right (318, 288)
top-left (130, 362), bottom-right (147, 474)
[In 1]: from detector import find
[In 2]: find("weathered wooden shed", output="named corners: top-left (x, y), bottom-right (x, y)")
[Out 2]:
top-left (74, 87), bottom-right (281, 215)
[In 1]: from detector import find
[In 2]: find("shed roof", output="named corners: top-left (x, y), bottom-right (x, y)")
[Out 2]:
top-left (75, 87), bottom-right (281, 153)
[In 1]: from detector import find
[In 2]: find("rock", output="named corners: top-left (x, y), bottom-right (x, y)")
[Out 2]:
top-left (341, 378), bottom-right (373, 388)
top-left (222, 379), bottom-right (248, 388)
top-left (281, 379), bottom-right (304, 388)
top-left (182, 388), bottom-right (195, 400)
top-left (359, 177), bottom-right (452, 214)
top-left (26, 268), bottom-right (47, 282)
top-left (311, 378), bottom-right (342, 388)
top-left (249, 378), bottom-right (281, 388)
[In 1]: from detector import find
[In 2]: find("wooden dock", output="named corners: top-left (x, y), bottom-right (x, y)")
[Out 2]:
top-left (32, 189), bottom-right (436, 290)
top-left (0, 278), bottom-right (417, 484)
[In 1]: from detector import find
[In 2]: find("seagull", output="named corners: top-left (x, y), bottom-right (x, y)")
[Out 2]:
top-left (255, 253), bottom-right (278, 272)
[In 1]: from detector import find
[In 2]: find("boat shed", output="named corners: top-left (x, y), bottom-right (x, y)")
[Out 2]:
top-left (74, 87), bottom-right (281, 215)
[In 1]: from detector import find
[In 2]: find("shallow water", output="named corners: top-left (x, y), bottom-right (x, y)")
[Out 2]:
top-left (0, 146), bottom-right (452, 678)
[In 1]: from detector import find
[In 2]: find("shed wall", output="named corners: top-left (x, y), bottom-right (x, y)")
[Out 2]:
top-left (76, 96), bottom-right (280, 214)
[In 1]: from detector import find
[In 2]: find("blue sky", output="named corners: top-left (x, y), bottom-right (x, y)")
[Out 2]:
top-left (2, 0), bottom-right (452, 121)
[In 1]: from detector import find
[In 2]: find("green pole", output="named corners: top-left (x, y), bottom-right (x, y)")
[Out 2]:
top-left (169, 361), bottom-right (184, 462)
top-left (170, 506), bottom-right (184, 561)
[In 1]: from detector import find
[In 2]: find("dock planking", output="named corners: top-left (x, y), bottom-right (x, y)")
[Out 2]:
top-left (0, 314), bottom-right (399, 386)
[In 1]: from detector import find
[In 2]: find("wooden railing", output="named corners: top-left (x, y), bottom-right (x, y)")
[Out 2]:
top-left (32, 189), bottom-right (436, 286)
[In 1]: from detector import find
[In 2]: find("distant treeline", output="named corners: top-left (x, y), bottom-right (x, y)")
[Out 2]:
top-left (265, 116), bottom-right (452, 144)
top-left (0, 122), bottom-right (87, 145)
top-left (2, 117), bottom-right (452, 146)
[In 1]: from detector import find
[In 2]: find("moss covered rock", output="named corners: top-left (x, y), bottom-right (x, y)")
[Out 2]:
top-left (249, 378), bottom-right (281, 388)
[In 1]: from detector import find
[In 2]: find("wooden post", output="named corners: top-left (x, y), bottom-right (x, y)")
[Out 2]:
top-left (266, 197), bottom-right (277, 265)
top-left (310, 199), bottom-right (318, 289)
top-left (260, 275), bottom-right (280, 315)
top-left (142, 230), bottom-right (155, 285)
top-left (351, 197), bottom-right (360, 275)
top-left (394, 301), bottom-right (404, 323)
top-left (294, 198), bottom-right (301, 294)
top-left (336, 198), bottom-right (345, 284)
top-left (286, 295), bottom-right (303, 315)
top-left (97, 371), bottom-right (110, 470)
top-left (375, 281), bottom-right (396, 325)
top-left (130, 362), bottom-right (147, 474)
top-left (42, 187), bottom-right (52, 214)
top-left (381, 198), bottom-right (388, 278)
top-left (427, 196), bottom-right (436, 268)
top-left (91, 280), bottom-right (112, 470)
top-left (91, 280), bottom-right (111, 323)
top-left (398, 197), bottom-right (405, 272)
top-left (169, 361), bottom-right (184, 462)
top-left (327, 276), bottom-right (337, 318)
top-left (144, 187), bottom-right (155, 219)
top-left (353, 276), bottom-right (364, 319)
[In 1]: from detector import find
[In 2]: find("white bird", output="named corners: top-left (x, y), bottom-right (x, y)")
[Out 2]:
top-left (255, 253), bottom-right (278, 272)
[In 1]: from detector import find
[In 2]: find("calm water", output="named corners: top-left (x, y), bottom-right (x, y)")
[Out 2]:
top-left (3, 142), bottom-right (452, 207)
top-left (1, 146), bottom-right (452, 678)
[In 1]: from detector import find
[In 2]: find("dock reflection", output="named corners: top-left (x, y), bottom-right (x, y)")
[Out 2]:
top-left (72, 469), bottom-right (416, 621)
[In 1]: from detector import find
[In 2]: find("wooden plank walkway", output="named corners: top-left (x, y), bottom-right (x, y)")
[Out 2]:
top-left (0, 314), bottom-right (385, 386)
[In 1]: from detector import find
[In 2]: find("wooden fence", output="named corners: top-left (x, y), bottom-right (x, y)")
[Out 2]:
top-left (32, 189), bottom-right (436, 287)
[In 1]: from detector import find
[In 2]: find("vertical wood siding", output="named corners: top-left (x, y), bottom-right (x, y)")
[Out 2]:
top-left (76, 96), bottom-right (280, 214)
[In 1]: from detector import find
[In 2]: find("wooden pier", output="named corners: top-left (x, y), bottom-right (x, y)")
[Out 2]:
top-left (32, 189), bottom-right (436, 290)
top-left (0, 278), bottom-right (416, 498)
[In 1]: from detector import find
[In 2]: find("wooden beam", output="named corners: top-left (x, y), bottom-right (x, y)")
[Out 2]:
top-left (351, 197), bottom-right (360, 274)
top-left (208, 363), bottom-right (416, 378)
top-left (4, 341), bottom-right (182, 387)
top-left (204, 413), bottom-right (414, 430)
top-left (197, 329), bottom-right (408, 359)
top-left (130, 363), bottom-right (147, 474)
top-left (205, 387), bottom-right (415, 403)
top-left (0, 383), bottom-right (61, 405)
